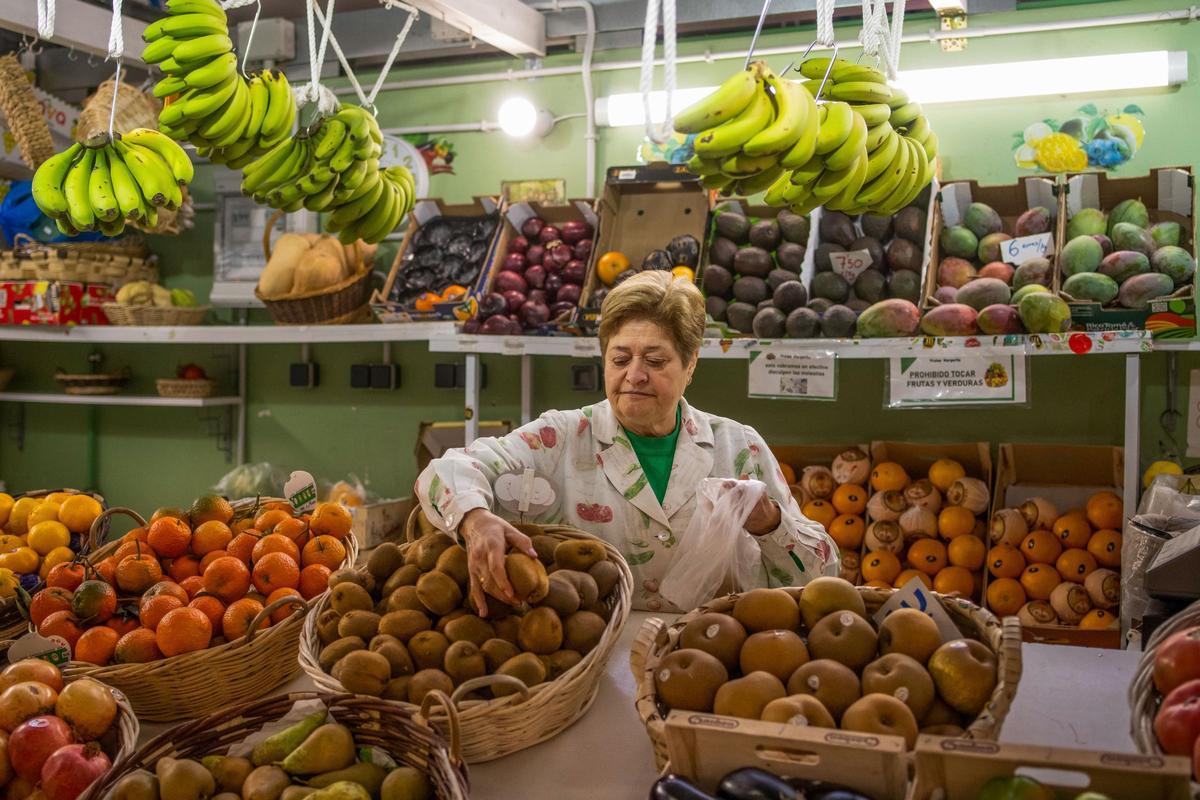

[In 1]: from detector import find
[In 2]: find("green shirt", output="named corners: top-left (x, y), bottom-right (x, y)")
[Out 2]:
top-left (624, 405), bottom-right (681, 505)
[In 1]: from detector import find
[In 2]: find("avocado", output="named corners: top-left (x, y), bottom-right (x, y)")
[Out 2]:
top-left (773, 280), bottom-right (808, 313)
top-left (819, 211), bottom-right (856, 247)
top-left (725, 301), bottom-right (757, 333)
top-left (715, 212), bottom-right (751, 243)
top-left (894, 206), bottom-right (926, 245)
top-left (853, 269), bottom-right (888, 304)
top-left (806, 297), bottom-right (834, 314)
top-left (749, 219), bottom-right (782, 250)
top-left (752, 306), bottom-right (788, 338)
top-left (820, 304), bottom-right (858, 338)
top-left (811, 271), bottom-right (850, 303)
top-left (850, 236), bottom-right (885, 269)
top-left (785, 307), bottom-right (821, 338)
top-left (767, 268), bottom-right (800, 292)
top-left (813, 243), bottom-right (845, 273)
top-left (732, 276), bottom-right (769, 305)
top-left (776, 242), bottom-right (806, 272)
top-left (705, 295), bottom-right (728, 322)
top-left (734, 246), bottom-right (773, 278)
top-left (709, 237), bottom-right (739, 269)
top-left (777, 211), bottom-right (810, 245)
top-left (702, 265), bottom-right (734, 298)
top-left (888, 270), bottom-right (922, 303)
top-left (860, 213), bottom-right (893, 241)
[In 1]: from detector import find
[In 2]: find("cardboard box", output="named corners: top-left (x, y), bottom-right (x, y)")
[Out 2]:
top-left (1059, 167), bottom-right (1195, 339)
top-left (908, 735), bottom-right (1191, 800)
top-left (415, 420), bottom-right (514, 475)
top-left (575, 163), bottom-right (709, 333)
top-left (350, 497), bottom-right (413, 551)
top-left (989, 442), bottom-right (1124, 648)
top-left (371, 197), bottom-right (502, 323)
top-left (928, 177), bottom-right (1059, 310)
top-left (664, 711), bottom-right (909, 800)
top-left (0, 280), bottom-right (113, 325)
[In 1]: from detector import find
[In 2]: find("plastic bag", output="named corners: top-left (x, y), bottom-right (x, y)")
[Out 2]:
top-left (660, 478), bottom-right (766, 611)
top-left (211, 462), bottom-right (290, 500)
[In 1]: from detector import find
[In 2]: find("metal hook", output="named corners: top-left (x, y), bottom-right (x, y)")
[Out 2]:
top-left (66, 47), bottom-right (78, 61)
top-left (743, 0), bottom-right (773, 69)
top-left (87, 52), bottom-right (99, 67)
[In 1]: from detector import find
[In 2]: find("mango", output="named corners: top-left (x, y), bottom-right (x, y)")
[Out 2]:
top-left (977, 232), bottom-right (1013, 264)
top-left (937, 257), bottom-right (977, 288)
top-left (1118, 273), bottom-right (1174, 309)
top-left (856, 299), bottom-right (920, 338)
top-left (1011, 284), bottom-right (1050, 304)
top-left (955, 277), bottom-right (1011, 311)
top-left (1061, 235), bottom-right (1103, 276)
top-left (1152, 245), bottom-right (1197, 288)
top-left (1098, 251), bottom-right (1150, 284)
top-left (1151, 221), bottom-right (1182, 249)
top-left (978, 262), bottom-right (1014, 284)
top-left (1018, 293), bottom-right (1071, 333)
top-left (1062, 273), bottom-right (1119, 305)
top-left (1092, 234), bottom-right (1113, 256)
top-left (940, 226), bottom-right (979, 260)
top-left (1066, 208), bottom-right (1107, 240)
top-left (1012, 257), bottom-right (1052, 290)
top-left (1108, 199), bottom-right (1149, 235)
top-left (1111, 222), bottom-right (1156, 258)
top-left (978, 304), bottom-right (1024, 335)
top-left (1014, 207), bottom-right (1052, 237)
top-left (920, 304), bottom-right (979, 336)
top-left (964, 203), bottom-right (1003, 239)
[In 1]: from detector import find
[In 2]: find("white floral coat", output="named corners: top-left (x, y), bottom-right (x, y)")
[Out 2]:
top-left (415, 398), bottom-right (840, 612)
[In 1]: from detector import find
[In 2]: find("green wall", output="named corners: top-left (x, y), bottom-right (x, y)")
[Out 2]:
top-left (1, 0), bottom-right (1197, 521)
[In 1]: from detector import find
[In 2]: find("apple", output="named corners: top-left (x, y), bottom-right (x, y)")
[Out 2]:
top-left (1156, 685), bottom-right (1200, 756)
top-left (1193, 728), bottom-right (1200, 781)
top-left (1155, 627), bottom-right (1200, 695)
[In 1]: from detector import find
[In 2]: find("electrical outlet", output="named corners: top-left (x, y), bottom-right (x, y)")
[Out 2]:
top-left (290, 362), bottom-right (318, 388)
top-left (370, 364), bottom-right (400, 389)
top-left (350, 364), bottom-right (371, 389)
top-left (434, 363), bottom-right (486, 389)
top-left (572, 364), bottom-right (600, 391)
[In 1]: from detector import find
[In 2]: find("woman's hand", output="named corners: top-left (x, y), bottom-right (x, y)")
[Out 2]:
top-left (458, 508), bottom-right (537, 616)
top-left (744, 493), bottom-right (781, 536)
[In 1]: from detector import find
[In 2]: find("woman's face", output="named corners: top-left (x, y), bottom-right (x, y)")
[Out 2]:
top-left (604, 319), bottom-right (697, 436)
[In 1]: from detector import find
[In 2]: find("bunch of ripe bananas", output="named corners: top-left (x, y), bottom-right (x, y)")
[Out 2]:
top-left (31, 129), bottom-right (192, 237)
top-left (241, 105), bottom-right (415, 245)
top-left (678, 58), bottom-right (935, 216)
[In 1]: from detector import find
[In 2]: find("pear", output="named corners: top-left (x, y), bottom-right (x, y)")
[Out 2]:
top-left (381, 768), bottom-right (433, 800)
top-left (114, 770), bottom-right (160, 800)
top-left (156, 758), bottom-right (216, 800)
top-left (309, 783), bottom-right (370, 800)
top-left (203, 756), bottom-right (253, 795)
top-left (308, 763), bottom-right (387, 797)
top-left (212, 794), bottom-right (241, 800)
top-left (242, 766), bottom-right (290, 800)
top-left (281, 789), bottom-right (316, 800)
top-left (251, 710), bottom-right (327, 766)
top-left (280, 725), bottom-right (356, 776)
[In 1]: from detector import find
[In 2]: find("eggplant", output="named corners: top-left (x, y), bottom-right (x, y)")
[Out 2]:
top-left (425, 220), bottom-right (453, 247)
top-left (414, 246), bottom-right (442, 269)
top-left (783, 778), bottom-right (874, 800)
top-left (716, 768), bottom-right (797, 800)
top-left (650, 775), bottom-right (717, 800)
top-left (668, 234), bottom-right (701, 268)
top-left (643, 249), bottom-right (674, 271)
top-left (447, 234), bottom-right (473, 257)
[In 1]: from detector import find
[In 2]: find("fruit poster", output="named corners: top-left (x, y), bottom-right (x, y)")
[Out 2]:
top-left (887, 352), bottom-right (1028, 407)
top-left (1013, 104), bottom-right (1145, 173)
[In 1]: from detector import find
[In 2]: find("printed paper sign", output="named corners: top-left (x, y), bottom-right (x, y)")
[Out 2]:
top-left (8, 632), bottom-right (72, 666)
top-left (1001, 233), bottom-right (1054, 265)
top-left (285, 470), bottom-right (318, 513)
top-left (829, 249), bottom-right (874, 283)
top-left (873, 578), bottom-right (963, 642)
top-left (748, 347), bottom-right (837, 400)
top-left (888, 353), bottom-right (1027, 406)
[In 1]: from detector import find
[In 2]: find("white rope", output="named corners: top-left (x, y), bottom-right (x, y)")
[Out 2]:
top-left (219, 0), bottom-right (259, 7)
top-left (859, 0), bottom-right (906, 79)
top-left (814, 0), bottom-right (835, 47)
top-left (297, 0), bottom-right (337, 109)
top-left (35, 0), bottom-right (54, 40)
top-left (638, 0), bottom-right (675, 144)
top-left (888, 0), bottom-right (906, 78)
top-left (107, 0), bottom-right (123, 59)
top-left (312, 0), bottom-right (417, 110)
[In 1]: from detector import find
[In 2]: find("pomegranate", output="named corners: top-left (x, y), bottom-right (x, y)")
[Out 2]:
top-left (545, 244), bottom-right (573, 270)
top-left (508, 234), bottom-right (530, 254)
top-left (0, 682), bottom-right (59, 732)
top-left (41, 743), bottom-right (111, 800)
top-left (55, 679), bottom-right (116, 741)
top-left (9, 716), bottom-right (73, 781)
top-left (537, 225), bottom-right (561, 246)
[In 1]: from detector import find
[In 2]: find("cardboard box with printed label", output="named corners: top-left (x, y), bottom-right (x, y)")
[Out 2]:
top-left (0, 280), bottom-right (113, 325)
top-left (415, 420), bottom-right (514, 475)
top-left (1058, 167), bottom-right (1195, 339)
top-left (351, 497), bottom-right (413, 550)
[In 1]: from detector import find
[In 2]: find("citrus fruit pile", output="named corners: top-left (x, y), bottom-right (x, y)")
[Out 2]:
top-left (23, 496), bottom-right (353, 666)
top-left (0, 660), bottom-right (120, 800)
top-left (0, 492), bottom-right (103, 601)
top-left (985, 491), bottom-right (1122, 630)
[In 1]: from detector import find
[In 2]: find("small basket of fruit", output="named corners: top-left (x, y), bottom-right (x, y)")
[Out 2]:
top-left (103, 282), bottom-right (207, 326)
top-left (299, 511), bottom-right (633, 762)
top-left (0, 660), bottom-right (139, 800)
top-left (156, 364), bottom-right (216, 399)
top-left (22, 495), bottom-right (356, 721)
top-left (79, 692), bottom-right (468, 800)
top-left (631, 578), bottom-right (1022, 768)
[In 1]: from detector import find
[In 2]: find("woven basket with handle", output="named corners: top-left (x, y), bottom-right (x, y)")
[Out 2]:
top-left (0, 235), bottom-right (159, 284)
top-left (78, 692), bottom-right (468, 800)
top-left (630, 586), bottom-right (1023, 769)
top-left (299, 510), bottom-right (634, 763)
top-left (0, 53), bottom-right (54, 169)
top-left (58, 498), bottom-right (358, 721)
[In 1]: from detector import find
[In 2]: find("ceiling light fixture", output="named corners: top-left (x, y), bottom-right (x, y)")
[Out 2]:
top-left (498, 97), bottom-right (555, 138)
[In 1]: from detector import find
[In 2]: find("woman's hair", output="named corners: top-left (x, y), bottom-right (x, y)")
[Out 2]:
top-left (598, 271), bottom-right (706, 362)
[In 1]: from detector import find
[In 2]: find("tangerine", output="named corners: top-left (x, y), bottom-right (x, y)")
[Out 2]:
top-left (156, 607), bottom-right (212, 656)
top-left (1019, 563), bottom-right (1061, 601)
top-left (252, 552), bottom-right (300, 594)
top-left (7, 496), bottom-right (40, 535)
top-left (74, 626), bottom-right (119, 666)
top-left (29, 586), bottom-right (74, 627)
top-left (780, 464), bottom-right (797, 485)
top-left (252, 534), bottom-right (301, 564)
top-left (987, 544), bottom-right (1025, 579)
top-left (139, 595), bottom-right (183, 631)
top-left (1053, 511), bottom-right (1092, 549)
top-left (227, 532), bottom-right (259, 565)
top-left (105, 610), bottom-right (140, 637)
top-left (870, 462), bottom-right (910, 492)
top-left (1056, 548), bottom-right (1098, 583)
top-left (272, 517), bottom-right (310, 548)
top-left (298, 564), bottom-right (331, 600)
top-left (116, 554), bottom-right (163, 594)
top-left (167, 555), bottom-right (202, 582)
top-left (39, 546), bottom-right (75, 580)
top-left (188, 595), bottom-right (225, 630)
top-left (253, 510), bottom-right (290, 534)
top-left (937, 506), bottom-right (976, 540)
top-left (986, 577), bottom-right (1027, 616)
top-left (199, 550), bottom-right (228, 573)
top-left (302, 535), bottom-right (347, 570)
top-left (222, 597), bottom-right (266, 640)
top-left (1078, 608), bottom-right (1118, 630)
top-left (893, 569), bottom-right (932, 590)
top-left (140, 581), bottom-right (189, 607)
top-left (27, 520), bottom-right (70, 555)
top-left (266, 588), bottom-right (304, 624)
top-left (191, 521), bottom-right (232, 555)
top-left (38, 610), bottom-right (83, 649)
top-left (122, 527), bottom-right (149, 544)
top-left (179, 576), bottom-right (205, 599)
top-left (71, 580), bottom-right (117, 623)
top-left (928, 459), bottom-right (966, 492)
top-left (114, 628), bottom-right (162, 663)
top-left (147, 516), bottom-right (192, 559)
top-left (596, 251), bottom-right (630, 285)
top-left (92, 557), bottom-right (117, 585)
top-left (27, 501), bottom-right (63, 530)
top-left (831, 485), bottom-right (867, 516)
top-left (1021, 530), bottom-right (1063, 565)
top-left (45, 562), bottom-right (86, 591)
top-left (113, 540), bottom-right (157, 564)
top-left (801, 500), bottom-right (837, 531)
top-left (203, 556), bottom-right (251, 603)
top-left (947, 535), bottom-right (986, 571)
top-left (310, 502), bottom-right (353, 540)
top-left (1085, 491), bottom-right (1123, 530)
top-left (828, 515), bottom-right (866, 550)
top-left (861, 551), bottom-right (902, 584)
top-left (190, 495), bottom-right (234, 526)
top-left (864, 579), bottom-right (893, 590)
top-left (906, 538), bottom-right (948, 576)
top-left (933, 565), bottom-right (975, 597)
top-left (1087, 529), bottom-right (1122, 569)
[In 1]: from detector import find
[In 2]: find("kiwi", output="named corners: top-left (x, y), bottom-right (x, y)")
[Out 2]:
top-left (807, 611), bottom-right (878, 672)
top-left (496, 652), bottom-right (548, 697)
top-left (329, 568), bottom-right (372, 593)
top-left (333, 649), bottom-right (391, 695)
top-left (337, 610), bottom-right (381, 641)
top-left (654, 648), bottom-right (728, 712)
top-left (861, 653), bottom-right (935, 720)
top-left (378, 610), bottom-right (432, 642)
top-left (563, 611), bottom-right (606, 655)
top-left (518, 607), bottom-right (564, 655)
top-left (435, 608), bottom-right (470, 633)
top-left (540, 650), bottom-right (583, 680)
top-left (435, 545), bottom-right (469, 587)
top-left (407, 669), bottom-right (454, 705)
top-left (443, 641), bottom-right (487, 685)
top-left (480, 638), bottom-right (521, 672)
top-left (493, 616), bottom-right (520, 645)
top-left (554, 540), bottom-right (607, 571)
top-left (732, 588), bottom-right (800, 632)
top-left (330, 582), bottom-right (374, 616)
top-left (416, 571), bottom-right (462, 616)
top-left (369, 634), bottom-right (415, 678)
top-left (786, 659), bottom-right (861, 721)
top-left (713, 671), bottom-right (787, 719)
top-left (316, 609), bottom-right (343, 645)
top-left (407, 630), bottom-right (450, 671)
top-left (443, 615), bottom-right (495, 647)
top-left (679, 612), bottom-right (747, 673)
top-left (386, 585), bottom-right (426, 614)
top-left (760, 695), bottom-right (836, 728)
top-left (739, 629), bottom-right (809, 682)
top-left (505, 553), bottom-right (550, 603)
top-left (540, 574), bottom-right (582, 616)
top-left (555, 570), bottom-right (599, 607)
top-left (382, 564), bottom-right (422, 596)
top-left (382, 676), bottom-right (411, 701)
top-left (366, 542), bottom-right (404, 580)
top-left (318, 636), bottom-right (366, 673)
top-left (530, 535), bottom-right (560, 565)
top-left (413, 533), bottom-right (456, 571)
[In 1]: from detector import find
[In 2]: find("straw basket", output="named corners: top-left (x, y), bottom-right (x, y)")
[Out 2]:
top-left (0, 235), bottom-right (158, 285)
top-left (255, 211), bottom-right (375, 325)
top-left (631, 586), bottom-right (1023, 768)
top-left (60, 500), bottom-right (358, 721)
top-left (1129, 596), bottom-right (1200, 791)
top-left (299, 511), bottom-right (633, 762)
top-left (0, 488), bottom-right (108, 654)
top-left (0, 53), bottom-right (54, 169)
top-left (155, 378), bottom-right (217, 398)
top-left (79, 692), bottom-right (468, 800)
top-left (56, 370), bottom-right (130, 395)
top-left (102, 303), bottom-right (209, 326)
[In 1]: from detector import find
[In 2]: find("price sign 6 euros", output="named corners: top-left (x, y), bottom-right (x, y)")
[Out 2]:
top-left (829, 249), bottom-right (874, 283)
top-left (1001, 233), bottom-right (1054, 265)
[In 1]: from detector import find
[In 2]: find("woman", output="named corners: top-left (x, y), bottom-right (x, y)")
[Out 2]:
top-left (416, 271), bottom-right (838, 613)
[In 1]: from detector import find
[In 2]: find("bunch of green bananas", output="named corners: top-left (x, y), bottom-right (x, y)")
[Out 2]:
top-left (31, 129), bottom-right (193, 237)
top-left (241, 105), bottom-right (415, 244)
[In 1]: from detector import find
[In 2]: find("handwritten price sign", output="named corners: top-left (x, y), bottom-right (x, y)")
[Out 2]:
top-left (1001, 233), bottom-right (1054, 266)
top-left (829, 249), bottom-right (874, 283)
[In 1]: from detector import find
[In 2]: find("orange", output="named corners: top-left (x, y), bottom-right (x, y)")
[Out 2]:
top-left (906, 538), bottom-right (948, 576)
top-left (106, 610), bottom-right (140, 637)
top-left (1056, 548), bottom-right (1098, 583)
top-left (310, 502), bottom-right (353, 540)
top-left (928, 459), bottom-right (966, 492)
top-left (252, 534), bottom-right (301, 564)
top-left (893, 569), bottom-right (932, 590)
top-left (302, 536), bottom-right (347, 570)
top-left (203, 556), bottom-right (252, 603)
top-left (440, 284), bottom-right (469, 302)
top-left (299, 564), bottom-right (331, 600)
top-left (987, 544), bottom-right (1025, 579)
top-left (200, 550), bottom-right (229, 573)
top-left (116, 554), bottom-right (164, 594)
top-left (937, 506), bottom-right (976, 540)
top-left (252, 552), bottom-right (301, 595)
top-left (92, 557), bottom-right (117, 586)
top-left (231, 518), bottom-right (255, 535)
top-left (801, 500), bottom-right (837, 531)
top-left (254, 510), bottom-right (290, 534)
top-left (141, 580), bottom-right (190, 607)
top-left (1085, 491), bottom-right (1123, 530)
top-left (122, 526), bottom-right (149, 544)
top-left (671, 266), bottom-right (695, 282)
top-left (156, 607), bottom-right (212, 657)
top-left (179, 575), bottom-right (205, 599)
top-left (190, 495), bottom-right (234, 526)
top-left (870, 462), bottom-right (910, 492)
top-left (413, 291), bottom-right (441, 312)
top-left (150, 506), bottom-right (186, 523)
top-left (861, 551), bottom-right (902, 585)
top-left (933, 565), bottom-right (975, 597)
top-left (191, 521), bottom-right (232, 556)
top-left (828, 515), bottom-right (866, 550)
top-left (114, 539), bottom-right (157, 564)
top-left (114, 628), bottom-right (162, 663)
top-left (272, 517), bottom-right (311, 548)
top-left (947, 535), bottom-right (986, 571)
top-left (74, 626), bottom-right (119, 666)
top-left (1019, 563), bottom-right (1061, 601)
top-left (147, 516), bottom-right (192, 559)
top-left (187, 595), bottom-right (226, 630)
top-left (167, 555), bottom-right (202, 582)
top-left (222, 597), bottom-right (267, 641)
top-left (864, 579), bottom-right (893, 590)
top-left (139, 595), bottom-right (183, 631)
top-left (72, 580), bottom-right (117, 624)
top-left (266, 588), bottom-right (304, 624)
top-left (46, 562), bottom-right (87, 592)
top-left (1078, 608), bottom-right (1118, 630)
top-left (29, 586), bottom-right (73, 627)
top-left (986, 577), bottom-right (1027, 616)
top-left (831, 484), bottom-right (868, 516)
top-left (1087, 529), bottom-right (1122, 569)
top-left (38, 610), bottom-right (83, 649)
top-left (596, 251), bottom-right (630, 285)
top-left (58, 495), bottom-right (103, 535)
top-left (1053, 511), bottom-right (1092, 549)
top-left (1021, 530), bottom-right (1063, 565)
top-left (780, 464), bottom-right (797, 485)
top-left (227, 532), bottom-right (260, 565)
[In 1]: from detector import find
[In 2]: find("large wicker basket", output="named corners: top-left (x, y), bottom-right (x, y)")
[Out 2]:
top-left (631, 586), bottom-right (1023, 768)
top-left (0, 53), bottom-right (54, 169)
top-left (0, 235), bottom-right (158, 284)
top-left (299, 514), bottom-right (634, 762)
top-left (60, 500), bottom-right (358, 721)
top-left (78, 692), bottom-right (468, 800)
top-left (102, 303), bottom-right (208, 326)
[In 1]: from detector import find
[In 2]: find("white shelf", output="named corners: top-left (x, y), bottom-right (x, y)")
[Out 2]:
top-left (0, 393), bottom-right (243, 408)
top-left (0, 322), bottom-right (457, 345)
